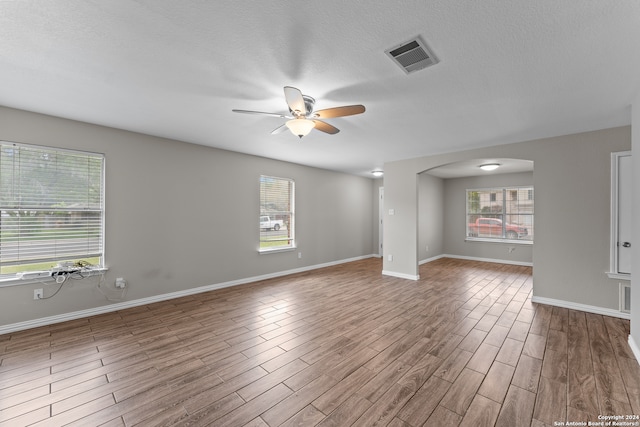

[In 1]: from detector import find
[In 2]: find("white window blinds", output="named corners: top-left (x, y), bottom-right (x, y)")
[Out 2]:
top-left (0, 142), bottom-right (104, 275)
top-left (259, 175), bottom-right (294, 251)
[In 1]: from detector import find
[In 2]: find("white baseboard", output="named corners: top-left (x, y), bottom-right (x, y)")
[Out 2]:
top-left (441, 254), bottom-right (533, 267)
top-left (629, 335), bottom-right (640, 365)
top-left (531, 296), bottom-right (630, 320)
top-left (0, 254), bottom-right (377, 335)
top-left (381, 270), bottom-right (420, 281)
top-left (387, 252), bottom-right (531, 279)
top-left (419, 254), bottom-right (446, 265)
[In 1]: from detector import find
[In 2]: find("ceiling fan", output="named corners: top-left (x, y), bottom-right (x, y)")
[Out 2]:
top-left (232, 86), bottom-right (365, 138)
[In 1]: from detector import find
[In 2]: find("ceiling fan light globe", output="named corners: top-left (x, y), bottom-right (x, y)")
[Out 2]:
top-left (286, 118), bottom-right (315, 138)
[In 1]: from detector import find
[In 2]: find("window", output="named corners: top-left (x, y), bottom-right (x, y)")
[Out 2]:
top-left (259, 175), bottom-right (294, 251)
top-left (466, 186), bottom-right (534, 242)
top-left (0, 142), bottom-right (104, 277)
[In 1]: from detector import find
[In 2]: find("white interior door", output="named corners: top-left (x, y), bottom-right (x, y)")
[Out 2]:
top-left (617, 154), bottom-right (632, 274)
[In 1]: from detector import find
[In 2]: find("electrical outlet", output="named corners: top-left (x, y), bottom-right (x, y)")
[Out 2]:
top-left (115, 278), bottom-right (126, 289)
top-left (388, 254), bottom-right (393, 262)
top-left (34, 289), bottom-right (43, 300)
top-left (298, 252), bottom-right (302, 259)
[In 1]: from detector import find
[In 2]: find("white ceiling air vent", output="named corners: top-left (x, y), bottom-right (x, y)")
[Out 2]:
top-left (386, 37), bottom-right (438, 74)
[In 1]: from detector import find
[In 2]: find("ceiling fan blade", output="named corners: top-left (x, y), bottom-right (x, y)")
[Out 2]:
top-left (284, 86), bottom-right (305, 116)
top-left (271, 124), bottom-right (289, 134)
top-left (232, 109), bottom-right (289, 118)
top-left (313, 105), bottom-right (366, 119)
top-left (312, 120), bottom-right (340, 135)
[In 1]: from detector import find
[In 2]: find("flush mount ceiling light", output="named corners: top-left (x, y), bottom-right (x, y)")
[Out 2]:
top-left (285, 118), bottom-right (315, 138)
top-left (372, 170), bottom-right (384, 177)
top-left (479, 163), bottom-right (500, 171)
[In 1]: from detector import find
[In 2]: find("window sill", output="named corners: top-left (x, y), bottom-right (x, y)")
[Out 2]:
top-left (606, 272), bottom-right (631, 280)
top-left (258, 246), bottom-right (297, 255)
top-left (465, 237), bottom-right (533, 245)
top-left (0, 267), bottom-right (108, 288)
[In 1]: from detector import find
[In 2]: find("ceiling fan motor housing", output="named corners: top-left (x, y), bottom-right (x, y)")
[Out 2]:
top-left (291, 95), bottom-right (315, 117)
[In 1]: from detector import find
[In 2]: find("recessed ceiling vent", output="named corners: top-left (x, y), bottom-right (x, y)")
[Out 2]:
top-left (385, 37), bottom-right (438, 74)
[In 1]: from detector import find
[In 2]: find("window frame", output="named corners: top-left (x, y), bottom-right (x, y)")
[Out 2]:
top-left (465, 185), bottom-right (534, 245)
top-left (258, 175), bottom-right (295, 253)
top-left (0, 141), bottom-right (105, 280)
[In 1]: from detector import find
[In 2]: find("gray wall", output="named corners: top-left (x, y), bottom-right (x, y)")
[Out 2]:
top-left (418, 172), bottom-right (444, 262)
top-left (0, 106), bottom-right (377, 327)
top-left (383, 126), bottom-right (631, 312)
top-left (441, 172), bottom-right (533, 264)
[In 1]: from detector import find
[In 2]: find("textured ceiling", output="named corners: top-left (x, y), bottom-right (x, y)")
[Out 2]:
top-left (1, 1), bottom-right (639, 177)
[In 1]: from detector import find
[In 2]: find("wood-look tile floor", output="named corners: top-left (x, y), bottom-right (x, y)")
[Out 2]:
top-left (1, 258), bottom-right (639, 426)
